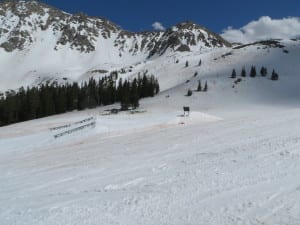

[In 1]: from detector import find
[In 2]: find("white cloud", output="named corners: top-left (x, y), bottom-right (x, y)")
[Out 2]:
top-left (221, 16), bottom-right (300, 43)
top-left (152, 22), bottom-right (166, 31)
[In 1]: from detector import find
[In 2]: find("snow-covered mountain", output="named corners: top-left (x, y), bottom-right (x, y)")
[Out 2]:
top-left (0, 0), bottom-right (231, 92)
top-left (0, 0), bottom-right (300, 105)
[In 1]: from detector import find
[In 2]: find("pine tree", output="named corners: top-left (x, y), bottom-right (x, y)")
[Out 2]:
top-left (198, 59), bottom-right (202, 66)
top-left (186, 89), bottom-right (193, 96)
top-left (141, 74), bottom-right (149, 98)
top-left (54, 86), bottom-right (67, 114)
top-left (241, 66), bottom-right (246, 77)
top-left (250, 66), bottom-right (257, 78)
top-left (17, 87), bottom-right (28, 121)
top-left (4, 91), bottom-right (17, 124)
top-left (271, 69), bottom-right (279, 81)
top-left (40, 84), bottom-right (55, 116)
top-left (149, 75), bottom-right (156, 97)
top-left (117, 78), bottom-right (123, 101)
top-left (231, 69), bottom-right (237, 78)
top-left (260, 67), bottom-right (265, 76)
top-left (87, 78), bottom-right (98, 108)
top-left (260, 66), bottom-right (267, 77)
top-left (27, 87), bottom-right (41, 119)
top-left (154, 78), bottom-right (160, 94)
top-left (203, 81), bottom-right (208, 92)
top-left (0, 99), bottom-right (4, 126)
top-left (120, 80), bottom-right (130, 110)
top-left (130, 78), bottom-right (139, 109)
top-left (197, 80), bottom-right (202, 92)
top-left (78, 81), bottom-right (89, 110)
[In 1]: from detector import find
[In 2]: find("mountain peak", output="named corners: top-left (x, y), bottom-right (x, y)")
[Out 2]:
top-left (0, 0), bottom-right (231, 57)
top-left (0, 0), bottom-right (51, 16)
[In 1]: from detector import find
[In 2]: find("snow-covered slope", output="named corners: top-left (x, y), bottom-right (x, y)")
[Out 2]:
top-left (1, 1), bottom-right (300, 109)
top-left (0, 0), bottom-right (230, 92)
top-left (0, 93), bottom-right (300, 225)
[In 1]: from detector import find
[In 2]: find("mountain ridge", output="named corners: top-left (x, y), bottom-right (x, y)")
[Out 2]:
top-left (0, 0), bottom-right (230, 54)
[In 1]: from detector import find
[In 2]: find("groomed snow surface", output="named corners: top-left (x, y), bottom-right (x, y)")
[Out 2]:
top-left (0, 98), bottom-right (300, 225)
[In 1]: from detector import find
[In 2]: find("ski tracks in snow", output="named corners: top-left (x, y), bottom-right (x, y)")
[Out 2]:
top-left (1, 108), bottom-right (300, 224)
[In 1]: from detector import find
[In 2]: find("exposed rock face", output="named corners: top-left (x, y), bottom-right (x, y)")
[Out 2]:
top-left (0, 1), bottom-right (231, 56)
top-left (149, 21), bottom-right (231, 57)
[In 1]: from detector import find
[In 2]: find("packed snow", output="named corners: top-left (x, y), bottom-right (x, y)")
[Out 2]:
top-left (1, 95), bottom-right (300, 225)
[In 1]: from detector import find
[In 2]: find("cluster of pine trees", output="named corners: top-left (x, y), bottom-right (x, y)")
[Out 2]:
top-left (186, 80), bottom-right (208, 96)
top-left (0, 75), bottom-right (159, 126)
top-left (196, 80), bottom-right (208, 92)
top-left (231, 66), bottom-right (279, 80)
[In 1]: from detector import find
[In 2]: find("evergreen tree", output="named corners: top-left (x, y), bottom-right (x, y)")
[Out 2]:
top-left (17, 87), bottom-right (28, 121)
top-left (231, 69), bottom-right (237, 78)
top-left (98, 78), bottom-right (104, 106)
top-left (186, 89), bottom-right (193, 96)
top-left (120, 80), bottom-right (130, 110)
top-left (69, 83), bottom-right (79, 110)
top-left (203, 81), bottom-right (208, 92)
top-left (241, 66), bottom-right (246, 77)
top-left (154, 78), bottom-right (160, 95)
top-left (197, 80), bottom-right (202, 92)
top-left (0, 99), bottom-right (4, 126)
top-left (107, 76), bottom-right (117, 104)
top-left (130, 78), bottom-right (139, 109)
top-left (78, 81), bottom-right (89, 110)
top-left (260, 66), bottom-right (267, 77)
top-left (264, 67), bottom-right (268, 76)
top-left (250, 66), bottom-right (257, 78)
top-left (87, 78), bottom-right (98, 108)
top-left (149, 75), bottom-right (156, 97)
top-left (185, 61), bottom-right (189, 67)
top-left (54, 86), bottom-right (67, 114)
top-left (198, 59), bottom-right (202, 66)
top-left (3, 91), bottom-right (17, 124)
top-left (141, 74), bottom-right (149, 98)
top-left (27, 87), bottom-right (41, 119)
top-left (117, 78), bottom-right (123, 102)
top-left (40, 84), bottom-right (55, 116)
top-left (271, 69), bottom-right (279, 81)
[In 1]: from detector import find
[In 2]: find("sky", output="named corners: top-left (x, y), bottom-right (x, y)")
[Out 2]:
top-left (41, 0), bottom-right (300, 33)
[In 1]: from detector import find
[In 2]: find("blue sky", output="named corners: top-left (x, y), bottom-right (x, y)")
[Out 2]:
top-left (42, 0), bottom-right (299, 33)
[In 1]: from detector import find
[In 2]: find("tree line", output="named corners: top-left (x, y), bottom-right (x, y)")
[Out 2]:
top-left (231, 66), bottom-right (279, 80)
top-left (0, 74), bottom-right (160, 126)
